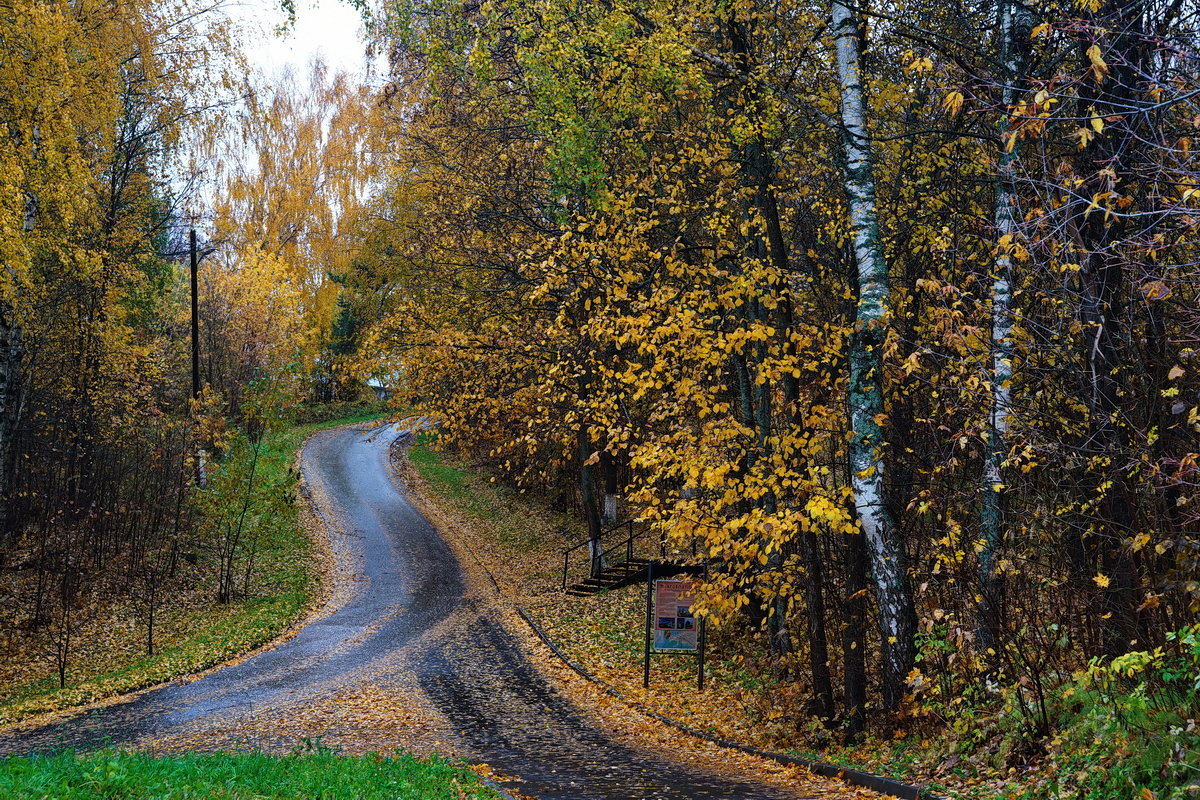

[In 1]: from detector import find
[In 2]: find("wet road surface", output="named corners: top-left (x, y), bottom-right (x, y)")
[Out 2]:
top-left (0, 423), bottom-right (826, 799)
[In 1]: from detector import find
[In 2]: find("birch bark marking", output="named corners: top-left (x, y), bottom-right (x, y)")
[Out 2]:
top-left (980, 0), bottom-right (1032, 654)
top-left (832, 0), bottom-right (916, 710)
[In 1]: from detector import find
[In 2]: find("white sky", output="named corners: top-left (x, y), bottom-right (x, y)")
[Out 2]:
top-left (225, 0), bottom-right (377, 82)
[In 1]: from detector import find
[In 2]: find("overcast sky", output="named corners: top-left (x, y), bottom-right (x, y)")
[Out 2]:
top-left (226, 0), bottom-right (377, 82)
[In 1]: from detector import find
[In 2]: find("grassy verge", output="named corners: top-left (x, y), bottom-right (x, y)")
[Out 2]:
top-left (0, 413), bottom-right (383, 726)
top-left (0, 748), bottom-right (503, 799)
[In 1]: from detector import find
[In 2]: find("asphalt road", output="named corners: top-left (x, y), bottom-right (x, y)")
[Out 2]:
top-left (0, 422), bottom-right (822, 800)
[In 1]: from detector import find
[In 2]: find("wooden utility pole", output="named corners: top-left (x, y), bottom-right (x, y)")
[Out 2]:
top-left (190, 229), bottom-right (200, 403)
top-left (189, 229), bottom-right (206, 486)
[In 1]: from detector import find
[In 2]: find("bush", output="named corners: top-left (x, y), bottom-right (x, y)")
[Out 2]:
top-left (1009, 625), bottom-right (1200, 800)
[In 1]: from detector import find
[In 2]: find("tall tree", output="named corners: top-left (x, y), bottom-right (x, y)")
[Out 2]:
top-left (1071, 0), bottom-right (1148, 654)
top-left (979, 0), bottom-right (1034, 656)
top-left (831, 0), bottom-right (916, 710)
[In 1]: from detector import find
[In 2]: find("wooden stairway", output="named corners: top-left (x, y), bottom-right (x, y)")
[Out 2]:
top-left (565, 557), bottom-right (650, 596)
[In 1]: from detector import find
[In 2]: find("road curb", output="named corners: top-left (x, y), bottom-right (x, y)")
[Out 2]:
top-left (479, 775), bottom-right (521, 800)
top-left (515, 608), bottom-right (947, 800)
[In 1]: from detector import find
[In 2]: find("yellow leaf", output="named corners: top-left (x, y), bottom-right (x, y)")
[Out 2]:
top-left (1087, 44), bottom-right (1109, 81)
top-left (1142, 280), bottom-right (1172, 301)
top-left (1168, 365), bottom-right (1185, 380)
top-left (905, 56), bottom-right (933, 75)
top-left (1093, 573), bottom-right (1111, 588)
top-left (1137, 594), bottom-right (1161, 612)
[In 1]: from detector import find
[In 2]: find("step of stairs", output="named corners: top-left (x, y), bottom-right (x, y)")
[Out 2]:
top-left (565, 559), bottom-right (651, 596)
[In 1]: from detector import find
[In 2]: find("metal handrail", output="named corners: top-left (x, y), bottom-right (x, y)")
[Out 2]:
top-left (561, 520), bottom-right (636, 590)
top-left (561, 520), bottom-right (631, 554)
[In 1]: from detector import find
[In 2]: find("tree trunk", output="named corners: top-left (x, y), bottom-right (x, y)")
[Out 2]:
top-left (1073, 0), bottom-right (1147, 655)
top-left (842, 513), bottom-right (870, 738)
top-left (800, 524), bottom-right (835, 721)
top-left (781, 295), bottom-right (834, 721)
top-left (832, 0), bottom-right (917, 710)
top-left (0, 307), bottom-right (21, 540)
top-left (979, 0), bottom-right (1033, 658)
top-left (578, 417), bottom-right (604, 579)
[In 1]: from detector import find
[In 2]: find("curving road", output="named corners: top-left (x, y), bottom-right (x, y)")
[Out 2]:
top-left (0, 422), bottom-right (828, 800)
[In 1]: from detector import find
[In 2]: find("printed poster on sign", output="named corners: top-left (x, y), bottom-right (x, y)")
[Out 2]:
top-left (653, 579), bottom-right (697, 652)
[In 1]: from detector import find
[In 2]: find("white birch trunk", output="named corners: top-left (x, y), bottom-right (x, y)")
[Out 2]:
top-left (980, 0), bottom-right (1032, 647)
top-left (833, 0), bottom-right (915, 710)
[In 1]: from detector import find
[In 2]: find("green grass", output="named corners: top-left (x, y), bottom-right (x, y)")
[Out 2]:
top-left (0, 413), bottom-right (384, 725)
top-left (408, 439), bottom-right (521, 530)
top-left (0, 748), bottom-right (503, 799)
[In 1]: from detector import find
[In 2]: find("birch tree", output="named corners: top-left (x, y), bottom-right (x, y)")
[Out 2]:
top-left (831, 0), bottom-right (916, 710)
top-left (979, 0), bottom-right (1033, 655)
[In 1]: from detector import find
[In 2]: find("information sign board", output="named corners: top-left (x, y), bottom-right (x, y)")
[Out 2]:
top-left (642, 561), bottom-right (707, 689)
top-left (652, 579), bottom-right (697, 652)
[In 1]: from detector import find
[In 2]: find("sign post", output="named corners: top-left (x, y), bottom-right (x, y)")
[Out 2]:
top-left (643, 563), bottom-right (653, 689)
top-left (642, 561), bottom-right (707, 690)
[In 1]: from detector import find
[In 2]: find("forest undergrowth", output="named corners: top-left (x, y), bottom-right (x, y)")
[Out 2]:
top-left (407, 435), bottom-right (1200, 800)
